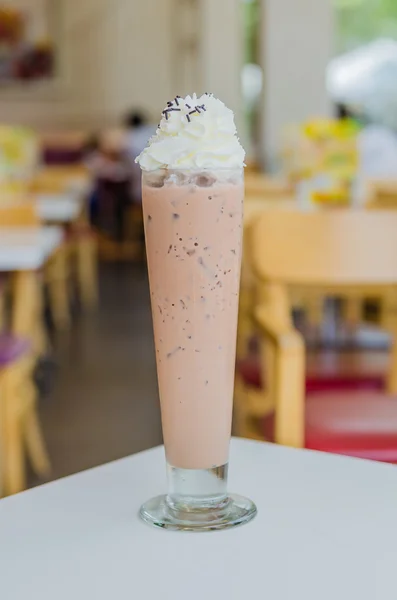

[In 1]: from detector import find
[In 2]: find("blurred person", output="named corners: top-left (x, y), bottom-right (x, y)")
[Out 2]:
top-left (85, 129), bottom-right (132, 242)
top-left (87, 129), bottom-right (130, 182)
top-left (124, 110), bottom-right (154, 158)
top-left (335, 102), bottom-right (362, 130)
top-left (335, 103), bottom-right (355, 122)
top-left (124, 110), bottom-right (156, 204)
top-left (82, 133), bottom-right (101, 224)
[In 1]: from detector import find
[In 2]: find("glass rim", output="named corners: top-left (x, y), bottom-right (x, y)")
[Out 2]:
top-left (140, 166), bottom-right (245, 173)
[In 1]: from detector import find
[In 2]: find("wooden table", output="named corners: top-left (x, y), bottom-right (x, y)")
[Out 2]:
top-left (0, 227), bottom-right (63, 272)
top-left (0, 438), bottom-right (395, 599)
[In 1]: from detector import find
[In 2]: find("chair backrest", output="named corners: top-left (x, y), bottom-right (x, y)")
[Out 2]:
top-left (245, 173), bottom-right (293, 197)
top-left (250, 209), bottom-right (397, 286)
top-left (30, 165), bottom-right (89, 193)
top-left (39, 130), bottom-right (89, 149)
top-left (0, 202), bottom-right (39, 226)
top-left (367, 180), bottom-right (397, 209)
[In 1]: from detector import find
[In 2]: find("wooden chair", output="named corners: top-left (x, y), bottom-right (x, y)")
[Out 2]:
top-left (0, 202), bottom-right (45, 350)
top-left (236, 209), bottom-right (397, 461)
top-left (30, 165), bottom-right (98, 311)
top-left (241, 194), bottom-right (331, 346)
top-left (0, 338), bottom-right (50, 495)
top-left (238, 193), bottom-right (297, 362)
top-left (0, 203), bottom-right (51, 494)
top-left (34, 161), bottom-right (94, 314)
top-left (364, 182), bottom-right (397, 327)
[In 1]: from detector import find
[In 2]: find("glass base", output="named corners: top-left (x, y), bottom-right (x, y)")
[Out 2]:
top-left (139, 494), bottom-right (257, 532)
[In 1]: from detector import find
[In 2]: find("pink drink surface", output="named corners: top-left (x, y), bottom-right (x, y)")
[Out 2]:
top-left (143, 175), bottom-right (243, 470)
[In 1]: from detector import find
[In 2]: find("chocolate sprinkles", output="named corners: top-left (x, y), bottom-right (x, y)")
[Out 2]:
top-left (161, 97), bottom-right (207, 124)
top-left (163, 108), bottom-right (181, 116)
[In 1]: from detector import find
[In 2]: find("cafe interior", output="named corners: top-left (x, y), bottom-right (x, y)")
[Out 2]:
top-left (0, 0), bottom-right (397, 502)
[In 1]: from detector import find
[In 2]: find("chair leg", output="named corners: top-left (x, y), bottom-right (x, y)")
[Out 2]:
top-left (387, 325), bottom-right (397, 395)
top-left (23, 379), bottom-right (50, 477)
top-left (384, 288), bottom-right (397, 395)
top-left (48, 281), bottom-right (70, 330)
top-left (234, 376), bottom-right (252, 438)
top-left (1, 368), bottom-right (26, 496)
top-left (33, 277), bottom-right (49, 356)
top-left (47, 249), bottom-right (71, 331)
top-left (274, 334), bottom-right (306, 449)
top-left (342, 297), bottom-right (361, 332)
top-left (305, 295), bottom-right (324, 329)
top-left (11, 271), bottom-right (38, 337)
top-left (0, 289), bottom-right (5, 331)
top-left (237, 287), bottom-right (254, 358)
top-left (76, 237), bottom-right (98, 309)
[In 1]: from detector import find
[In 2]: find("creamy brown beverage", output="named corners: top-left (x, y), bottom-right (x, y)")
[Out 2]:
top-left (137, 94), bottom-right (256, 531)
top-left (142, 169), bottom-right (243, 469)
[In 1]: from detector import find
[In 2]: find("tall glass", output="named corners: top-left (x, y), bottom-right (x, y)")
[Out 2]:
top-left (139, 167), bottom-right (257, 531)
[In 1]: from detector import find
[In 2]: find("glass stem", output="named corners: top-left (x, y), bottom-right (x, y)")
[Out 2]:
top-left (166, 463), bottom-right (229, 514)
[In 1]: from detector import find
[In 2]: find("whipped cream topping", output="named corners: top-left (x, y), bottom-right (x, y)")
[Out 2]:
top-left (136, 93), bottom-right (245, 171)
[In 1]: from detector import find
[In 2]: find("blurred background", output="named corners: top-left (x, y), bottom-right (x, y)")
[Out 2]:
top-left (1, 0), bottom-right (397, 496)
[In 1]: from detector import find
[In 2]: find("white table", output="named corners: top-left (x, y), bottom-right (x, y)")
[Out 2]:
top-left (0, 226), bottom-right (63, 271)
top-left (35, 192), bottom-right (83, 223)
top-left (0, 438), bottom-right (396, 599)
top-left (0, 226), bottom-right (64, 338)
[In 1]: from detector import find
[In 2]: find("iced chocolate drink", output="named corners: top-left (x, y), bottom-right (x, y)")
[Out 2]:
top-left (143, 168), bottom-right (243, 470)
top-left (137, 93), bottom-right (257, 531)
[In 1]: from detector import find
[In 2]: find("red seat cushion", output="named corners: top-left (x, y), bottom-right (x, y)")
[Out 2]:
top-left (260, 392), bottom-right (397, 463)
top-left (305, 392), bottom-right (397, 462)
top-left (237, 356), bottom-right (262, 388)
top-left (43, 148), bottom-right (83, 165)
top-left (237, 355), bottom-right (385, 393)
